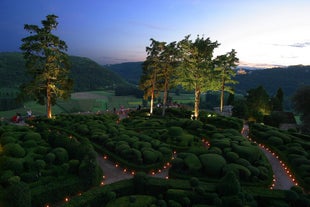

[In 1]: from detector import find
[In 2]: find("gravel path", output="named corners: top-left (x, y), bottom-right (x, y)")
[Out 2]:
top-left (242, 124), bottom-right (295, 190)
top-left (96, 122), bottom-right (296, 190)
top-left (96, 156), bottom-right (170, 184)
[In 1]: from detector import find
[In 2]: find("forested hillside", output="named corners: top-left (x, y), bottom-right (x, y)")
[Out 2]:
top-left (1, 52), bottom-right (309, 98)
top-left (0, 52), bottom-right (128, 91)
top-left (105, 62), bottom-right (142, 84)
top-left (107, 61), bottom-right (310, 97)
top-left (235, 65), bottom-right (310, 97)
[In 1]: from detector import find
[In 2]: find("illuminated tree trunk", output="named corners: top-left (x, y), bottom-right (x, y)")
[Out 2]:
top-left (194, 88), bottom-right (201, 119)
top-left (46, 80), bottom-right (52, 118)
top-left (162, 78), bottom-right (169, 117)
top-left (220, 78), bottom-right (225, 112)
top-left (150, 85), bottom-right (154, 114)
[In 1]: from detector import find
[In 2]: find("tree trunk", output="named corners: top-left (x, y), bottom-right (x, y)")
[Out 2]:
top-left (46, 82), bottom-right (52, 118)
top-left (150, 89), bottom-right (154, 114)
top-left (194, 89), bottom-right (201, 119)
top-left (162, 79), bottom-right (168, 117)
top-left (220, 82), bottom-right (225, 112)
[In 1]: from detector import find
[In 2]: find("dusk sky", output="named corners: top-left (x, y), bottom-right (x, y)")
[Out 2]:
top-left (1, 0), bottom-right (310, 66)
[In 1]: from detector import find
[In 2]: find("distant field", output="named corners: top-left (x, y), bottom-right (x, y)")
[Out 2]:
top-left (0, 91), bottom-right (196, 119)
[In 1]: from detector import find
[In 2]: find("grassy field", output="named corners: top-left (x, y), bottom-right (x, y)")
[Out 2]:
top-left (0, 91), bottom-right (195, 119)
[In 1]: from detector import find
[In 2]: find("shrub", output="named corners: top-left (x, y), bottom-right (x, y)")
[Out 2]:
top-left (5, 181), bottom-right (31, 207)
top-left (171, 157), bottom-right (184, 171)
top-left (199, 153), bottom-right (226, 177)
top-left (4, 143), bottom-right (25, 158)
top-left (142, 149), bottom-right (158, 164)
top-left (184, 153), bottom-right (202, 172)
top-left (1, 157), bottom-right (24, 174)
top-left (211, 138), bottom-right (231, 149)
top-left (232, 144), bottom-right (261, 164)
top-left (0, 170), bottom-right (14, 184)
top-left (45, 152), bottom-right (56, 164)
top-left (0, 135), bottom-right (16, 145)
top-left (24, 132), bottom-right (41, 141)
top-left (52, 147), bottom-right (69, 164)
top-left (224, 163), bottom-right (251, 180)
top-left (216, 171), bottom-right (241, 196)
top-left (168, 127), bottom-right (183, 136)
top-left (268, 136), bottom-right (284, 146)
top-left (225, 152), bottom-right (239, 163)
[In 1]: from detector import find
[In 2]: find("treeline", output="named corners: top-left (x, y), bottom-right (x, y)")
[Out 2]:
top-left (0, 52), bottom-right (129, 92)
top-left (235, 65), bottom-right (310, 97)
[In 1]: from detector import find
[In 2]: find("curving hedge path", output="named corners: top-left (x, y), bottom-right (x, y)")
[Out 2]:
top-left (97, 122), bottom-right (295, 190)
top-left (242, 124), bottom-right (295, 190)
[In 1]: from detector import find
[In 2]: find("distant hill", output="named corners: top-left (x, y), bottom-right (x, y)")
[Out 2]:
top-left (0, 52), bottom-right (129, 92)
top-left (106, 61), bottom-right (310, 98)
top-left (105, 62), bottom-right (142, 84)
top-left (234, 66), bottom-right (310, 97)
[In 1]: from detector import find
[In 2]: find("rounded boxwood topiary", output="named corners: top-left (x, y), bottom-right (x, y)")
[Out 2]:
top-left (184, 153), bottom-right (202, 172)
top-left (0, 135), bottom-right (16, 145)
top-left (52, 147), bottom-right (69, 164)
top-left (168, 126), bottom-right (183, 136)
top-left (45, 152), bottom-right (56, 164)
top-left (268, 136), bottom-right (284, 146)
top-left (225, 151), bottom-right (239, 163)
top-left (4, 143), bottom-right (25, 158)
top-left (199, 153), bottom-right (227, 177)
top-left (142, 149), bottom-right (158, 164)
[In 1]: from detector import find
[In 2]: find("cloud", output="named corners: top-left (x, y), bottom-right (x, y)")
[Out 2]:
top-left (288, 42), bottom-right (310, 48)
top-left (272, 42), bottom-right (310, 48)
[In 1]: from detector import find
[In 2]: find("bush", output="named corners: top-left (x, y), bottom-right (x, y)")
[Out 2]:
top-left (142, 149), bottom-right (159, 164)
top-left (184, 153), bottom-right (202, 172)
top-left (168, 127), bottom-right (183, 136)
top-left (199, 153), bottom-right (226, 177)
top-left (211, 138), bottom-right (231, 149)
top-left (225, 152), bottom-right (239, 163)
top-left (268, 136), bottom-right (284, 146)
top-left (52, 147), bottom-right (69, 164)
top-left (4, 143), bottom-right (25, 158)
top-left (216, 171), bottom-right (241, 196)
top-left (45, 152), bottom-right (56, 164)
top-left (5, 181), bottom-right (31, 207)
top-left (23, 131), bottom-right (40, 141)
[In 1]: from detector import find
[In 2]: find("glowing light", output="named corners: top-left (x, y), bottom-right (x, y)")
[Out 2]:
top-left (101, 181), bottom-right (104, 186)
top-left (123, 169), bottom-right (127, 173)
top-left (165, 176), bottom-right (169, 179)
top-left (103, 155), bottom-right (108, 159)
top-left (115, 164), bottom-right (119, 167)
top-left (131, 171), bottom-right (135, 175)
top-left (65, 197), bottom-right (69, 202)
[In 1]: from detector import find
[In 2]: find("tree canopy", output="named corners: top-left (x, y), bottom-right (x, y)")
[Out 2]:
top-left (292, 85), bottom-right (310, 134)
top-left (20, 14), bottom-right (73, 118)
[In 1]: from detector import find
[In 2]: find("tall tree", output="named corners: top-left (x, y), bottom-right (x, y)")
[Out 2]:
top-left (177, 35), bottom-right (219, 118)
top-left (271, 87), bottom-right (284, 111)
top-left (20, 14), bottom-right (72, 118)
top-left (158, 41), bottom-right (179, 116)
top-left (246, 85), bottom-right (271, 121)
top-left (139, 39), bottom-right (165, 114)
top-left (292, 85), bottom-right (310, 134)
top-left (214, 49), bottom-right (239, 112)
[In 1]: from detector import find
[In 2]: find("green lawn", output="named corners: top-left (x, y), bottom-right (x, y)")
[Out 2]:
top-left (0, 91), bottom-right (196, 119)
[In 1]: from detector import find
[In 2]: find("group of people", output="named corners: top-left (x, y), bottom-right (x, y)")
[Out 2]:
top-left (11, 109), bottom-right (32, 123)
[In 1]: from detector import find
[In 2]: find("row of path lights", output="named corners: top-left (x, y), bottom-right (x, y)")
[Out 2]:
top-left (241, 124), bottom-right (299, 190)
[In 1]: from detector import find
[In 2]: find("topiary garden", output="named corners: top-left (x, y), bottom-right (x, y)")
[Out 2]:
top-left (0, 108), bottom-right (309, 206)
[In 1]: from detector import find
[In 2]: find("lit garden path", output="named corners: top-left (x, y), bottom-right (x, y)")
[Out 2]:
top-left (241, 124), bottom-right (295, 190)
top-left (97, 155), bottom-right (170, 184)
